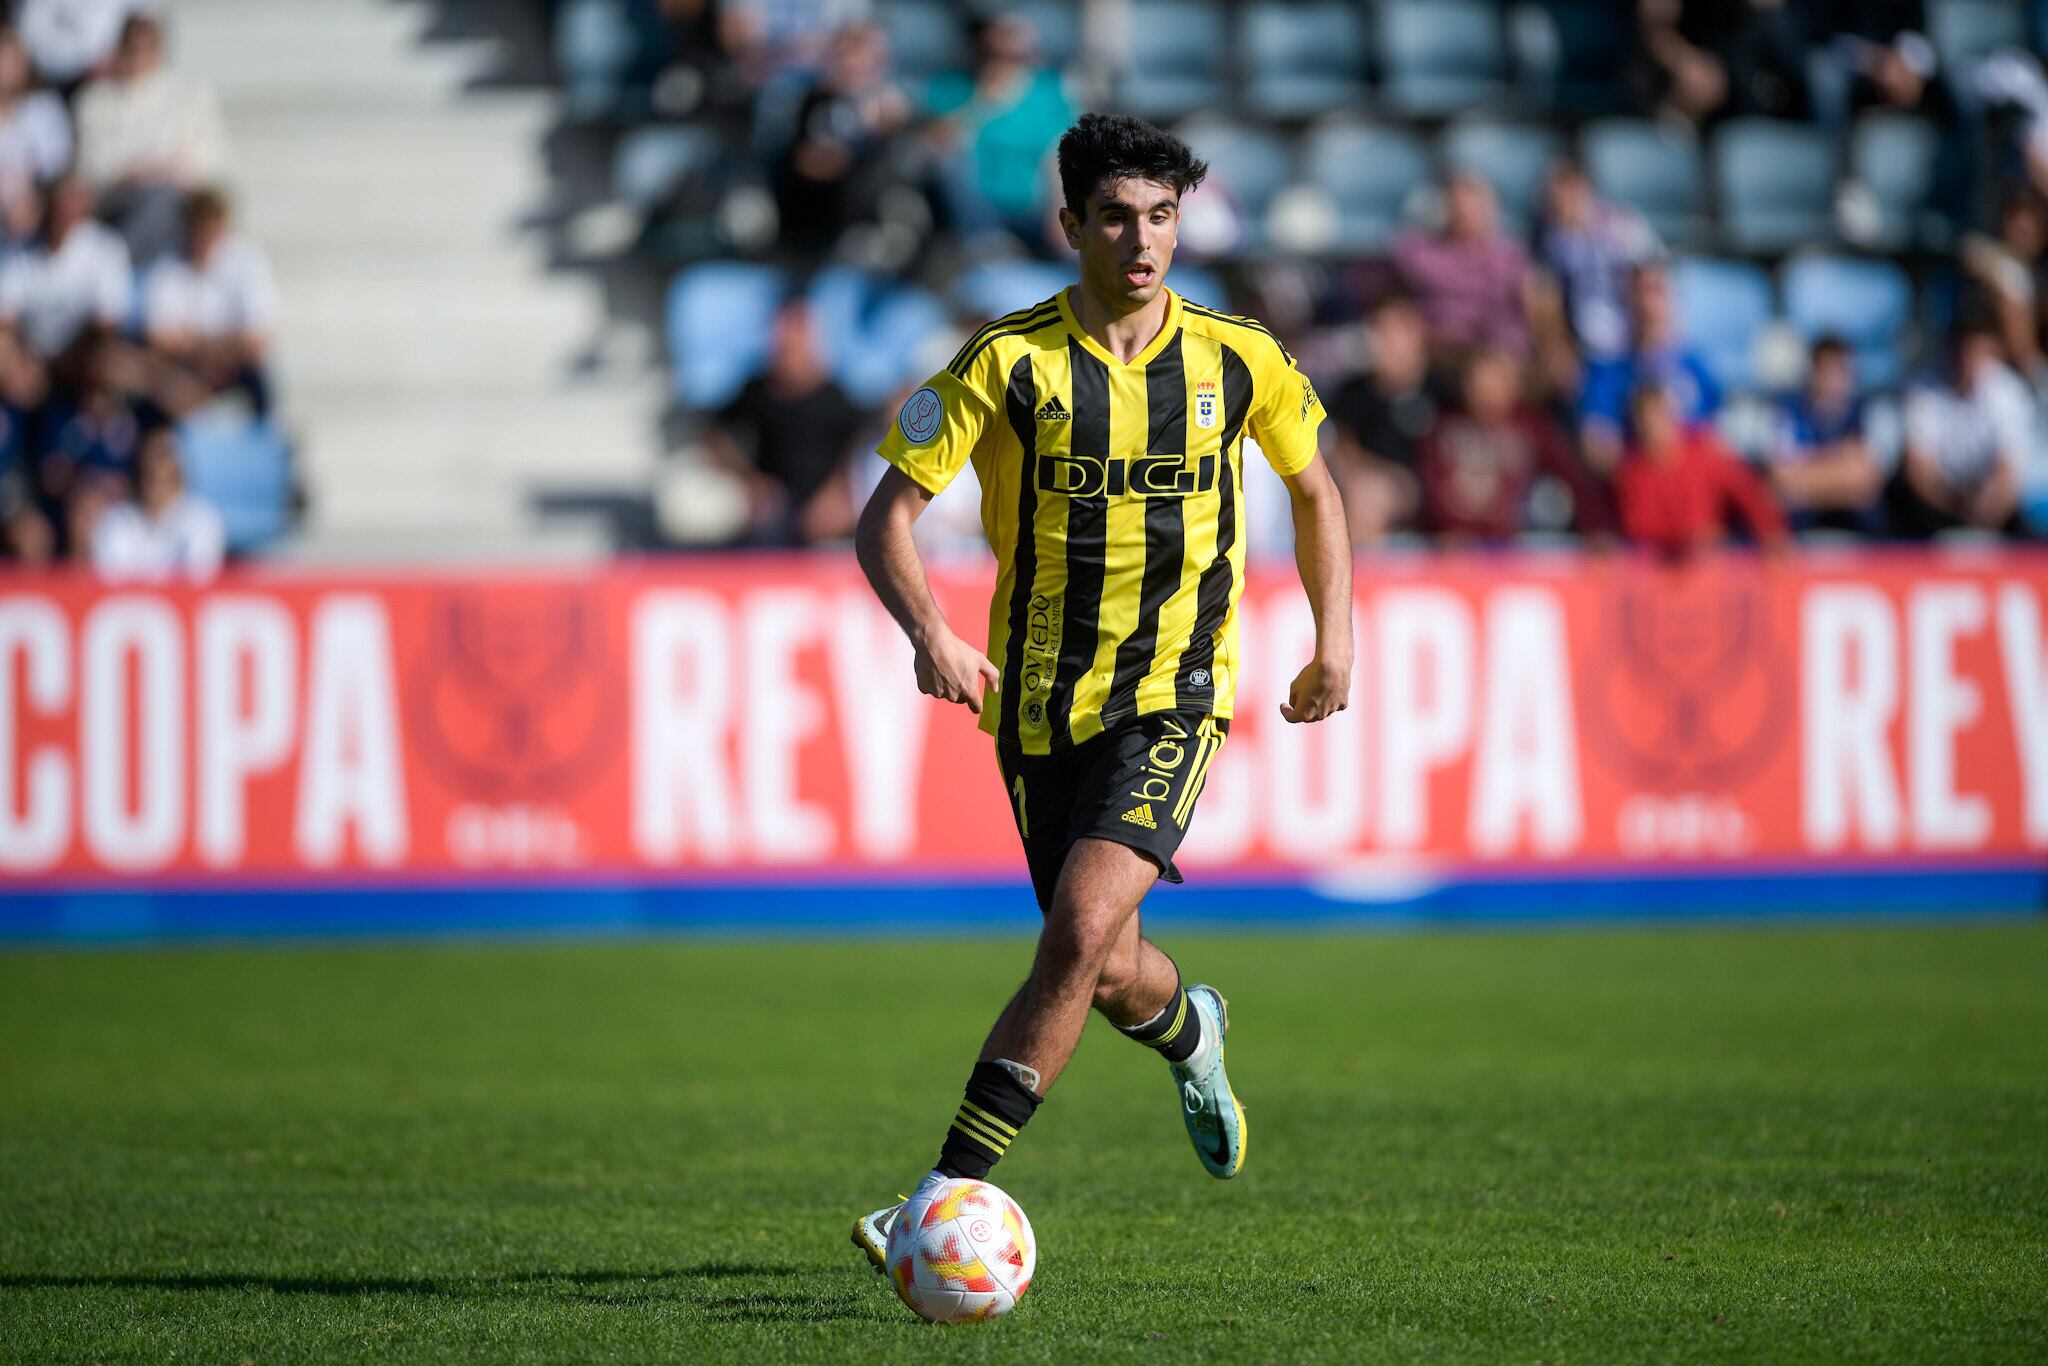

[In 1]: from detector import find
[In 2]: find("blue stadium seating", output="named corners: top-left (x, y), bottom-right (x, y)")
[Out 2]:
top-left (666, 263), bottom-right (782, 410)
top-left (554, 0), bottom-right (639, 121)
top-left (1713, 118), bottom-right (1838, 255)
top-left (1582, 119), bottom-right (1707, 249)
top-left (1240, 1), bottom-right (1370, 122)
top-left (1782, 254), bottom-right (1914, 391)
top-left (1304, 120), bottom-right (1431, 254)
top-left (1441, 119), bottom-right (1564, 237)
top-left (1166, 263), bottom-right (1228, 311)
top-left (877, 0), bottom-right (966, 89)
top-left (1002, 0), bottom-right (1082, 71)
top-left (953, 259), bottom-right (1070, 320)
top-left (1182, 119), bottom-right (1295, 248)
top-left (806, 268), bottom-right (948, 406)
top-left (1378, 0), bottom-right (1510, 117)
top-left (612, 125), bottom-right (721, 208)
top-left (178, 414), bottom-right (293, 553)
top-left (1671, 256), bottom-right (1775, 393)
top-left (1116, 0), bottom-right (1228, 122)
top-left (1929, 0), bottom-right (2029, 67)
top-left (1514, 0), bottom-right (1633, 117)
top-left (1848, 113), bottom-right (1948, 251)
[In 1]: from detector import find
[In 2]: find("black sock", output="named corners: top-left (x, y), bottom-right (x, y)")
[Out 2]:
top-left (1117, 982), bottom-right (1203, 1064)
top-left (935, 1060), bottom-right (1041, 1181)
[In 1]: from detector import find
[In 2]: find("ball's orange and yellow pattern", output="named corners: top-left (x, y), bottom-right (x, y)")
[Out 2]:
top-left (884, 1178), bottom-right (1036, 1323)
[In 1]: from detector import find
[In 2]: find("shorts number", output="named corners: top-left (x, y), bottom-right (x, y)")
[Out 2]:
top-left (1012, 774), bottom-right (1028, 838)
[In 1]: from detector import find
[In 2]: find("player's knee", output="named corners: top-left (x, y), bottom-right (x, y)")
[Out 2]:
top-left (1039, 899), bottom-right (1124, 976)
top-left (1091, 947), bottom-right (1138, 1009)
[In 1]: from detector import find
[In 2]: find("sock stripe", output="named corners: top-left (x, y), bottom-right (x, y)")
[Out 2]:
top-left (1150, 992), bottom-right (1189, 1049)
top-left (952, 1109), bottom-right (1012, 1153)
top-left (960, 1100), bottom-right (1020, 1137)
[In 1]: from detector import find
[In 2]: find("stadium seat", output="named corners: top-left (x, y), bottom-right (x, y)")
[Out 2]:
top-left (1303, 120), bottom-right (1431, 255)
top-left (877, 0), bottom-right (967, 88)
top-left (1782, 254), bottom-right (1915, 391)
top-left (1240, 1), bottom-right (1370, 122)
top-left (177, 413), bottom-right (293, 553)
top-left (1378, 0), bottom-right (1510, 117)
top-left (612, 125), bottom-right (721, 209)
top-left (1929, 0), bottom-right (2029, 68)
top-left (554, 0), bottom-right (640, 120)
top-left (1712, 118), bottom-right (1838, 256)
top-left (1847, 113), bottom-right (1948, 251)
top-left (1181, 119), bottom-right (1295, 249)
top-left (806, 268), bottom-right (948, 407)
top-left (1003, 0), bottom-right (1082, 71)
top-left (666, 262), bottom-right (783, 410)
top-left (1167, 262), bottom-right (1228, 311)
top-left (1670, 256), bottom-right (1775, 393)
top-left (953, 259), bottom-right (1070, 320)
top-left (1441, 119), bottom-right (1564, 237)
top-left (1116, 0), bottom-right (1228, 122)
top-left (1582, 119), bottom-right (1707, 249)
top-left (1513, 0), bottom-right (1633, 117)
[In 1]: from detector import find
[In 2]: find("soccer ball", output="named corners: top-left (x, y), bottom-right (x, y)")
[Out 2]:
top-left (884, 1177), bottom-right (1035, 1323)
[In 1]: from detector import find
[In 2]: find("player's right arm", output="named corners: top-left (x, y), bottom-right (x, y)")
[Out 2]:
top-left (856, 375), bottom-right (1001, 715)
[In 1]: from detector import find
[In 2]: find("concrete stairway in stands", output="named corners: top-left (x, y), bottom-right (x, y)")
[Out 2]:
top-left (174, 0), bottom-right (658, 560)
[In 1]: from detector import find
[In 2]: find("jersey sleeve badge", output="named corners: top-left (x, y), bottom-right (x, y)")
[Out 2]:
top-left (898, 385), bottom-right (945, 445)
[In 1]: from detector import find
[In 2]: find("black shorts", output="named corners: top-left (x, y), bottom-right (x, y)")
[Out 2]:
top-left (996, 710), bottom-right (1227, 912)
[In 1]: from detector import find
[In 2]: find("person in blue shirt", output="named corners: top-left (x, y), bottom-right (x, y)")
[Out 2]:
top-left (1764, 334), bottom-right (1884, 534)
top-left (1578, 262), bottom-right (1719, 473)
top-left (923, 16), bottom-right (1073, 248)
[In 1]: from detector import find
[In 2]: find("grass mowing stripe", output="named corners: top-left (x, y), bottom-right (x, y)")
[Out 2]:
top-left (1, 926), bottom-right (2044, 1361)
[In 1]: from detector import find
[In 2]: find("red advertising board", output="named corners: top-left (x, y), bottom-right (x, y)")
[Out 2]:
top-left (2, 550), bottom-right (2044, 884)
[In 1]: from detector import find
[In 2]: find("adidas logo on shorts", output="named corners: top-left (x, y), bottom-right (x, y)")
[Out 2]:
top-left (1035, 395), bottom-right (1071, 422)
top-left (1121, 802), bottom-right (1157, 830)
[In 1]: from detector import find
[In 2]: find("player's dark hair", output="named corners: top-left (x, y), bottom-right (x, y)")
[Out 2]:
top-left (1811, 333), bottom-right (1851, 363)
top-left (1056, 113), bottom-right (1208, 217)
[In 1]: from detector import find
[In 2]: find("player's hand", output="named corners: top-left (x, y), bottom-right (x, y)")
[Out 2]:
top-left (913, 628), bottom-right (1001, 715)
top-left (1279, 657), bottom-right (1350, 724)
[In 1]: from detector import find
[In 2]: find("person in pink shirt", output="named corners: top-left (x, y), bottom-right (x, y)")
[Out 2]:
top-left (1391, 171), bottom-right (1531, 367)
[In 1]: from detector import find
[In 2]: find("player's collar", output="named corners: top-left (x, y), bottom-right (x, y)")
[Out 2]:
top-left (1057, 286), bottom-right (1182, 370)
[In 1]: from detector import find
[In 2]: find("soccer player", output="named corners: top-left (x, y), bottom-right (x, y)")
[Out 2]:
top-left (850, 113), bottom-right (1352, 1264)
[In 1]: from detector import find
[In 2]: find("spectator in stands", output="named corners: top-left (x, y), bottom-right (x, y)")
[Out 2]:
top-left (1805, 0), bottom-right (1944, 125)
top-left (1763, 335), bottom-right (1884, 533)
top-left (771, 21), bottom-right (910, 256)
top-left (1390, 171), bottom-right (1531, 369)
top-left (1633, 0), bottom-right (1809, 126)
top-left (1890, 317), bottom-right (2032, 537)
top-left (1578, 262), bottom-right (1719, 473)
top-left (720, 0), bottom-right (871, 89)
top-left (1420, 346), bottom-right (1611, 545)
top-left (0, 26), bottom-right (71, 198)
top-left (924, 15), bottom-right (1071, 249)
top-left (16, 0), bottom-right (149, 90)
top-left (1537, 158), bottom-right (1663, 368)
top-left (37, 334), bottom-right (144, 505)
top-left (90, 424), bottom-right (223, 581)
top-left (144, 188), bottom-right (277, 416)
top-left (1325, 291), bottom-right (1430, 544)
top-left (0, 175), bottom-right (133, 362)
top-left (0, 406), bottom-right (50, 564)
top-left (75, 12), bottom-right (230, 263)
top-left (704, 301), bottom-right (864, 544)
top-left (1616, 383), bottom-right (1788, 556)
top-left (1960, 188), bottom-right (2048, 382)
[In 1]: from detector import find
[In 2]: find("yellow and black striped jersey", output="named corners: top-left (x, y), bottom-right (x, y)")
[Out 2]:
top-left (878, 286), bottom-right (1326, 754)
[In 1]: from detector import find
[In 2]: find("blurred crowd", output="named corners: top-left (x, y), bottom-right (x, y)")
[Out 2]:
top-left (0, 0), bottom-right (273, 579)
top-left (600, 0), bottom-right (2048, 558)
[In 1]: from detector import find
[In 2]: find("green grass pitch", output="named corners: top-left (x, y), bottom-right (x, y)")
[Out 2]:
top-left (2, 924), bottom-right (2045, 1361)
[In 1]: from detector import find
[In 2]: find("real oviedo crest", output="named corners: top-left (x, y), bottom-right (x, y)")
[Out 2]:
top-left (1194, 379), bottom-right (1218, 430)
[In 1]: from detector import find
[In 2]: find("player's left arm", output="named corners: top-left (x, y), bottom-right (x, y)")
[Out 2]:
top-left (1247, 341), bottom-right (1353, 725)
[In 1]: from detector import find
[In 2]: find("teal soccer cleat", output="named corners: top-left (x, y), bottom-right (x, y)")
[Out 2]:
top-left (1173, 984), bottom-right (1246, 1179)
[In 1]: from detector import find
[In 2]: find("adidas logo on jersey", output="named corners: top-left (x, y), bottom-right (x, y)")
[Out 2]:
top-left (1035, 395), bottom-right (1071, 422)
top-left (1121, 803), bottom-right (1158, 830)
